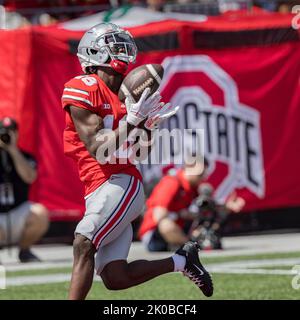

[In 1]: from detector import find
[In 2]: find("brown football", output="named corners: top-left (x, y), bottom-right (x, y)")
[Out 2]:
top-left (118, 64), bottom-right (164, 103)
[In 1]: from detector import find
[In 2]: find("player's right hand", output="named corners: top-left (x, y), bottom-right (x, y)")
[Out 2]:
top-left (144, 102), bottom-right (180, 131)
top-left (125, 88), bottom-right (162, 126)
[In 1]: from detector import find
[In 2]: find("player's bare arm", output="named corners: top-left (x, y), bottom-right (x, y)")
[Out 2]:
top-left (69, 105), bottom-right (135, 159)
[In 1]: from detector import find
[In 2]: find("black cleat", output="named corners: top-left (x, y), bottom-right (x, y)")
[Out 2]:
top-left (176, 241), bottom-right (213, 297)
top-left (19, 249), bottom-right (42, 263)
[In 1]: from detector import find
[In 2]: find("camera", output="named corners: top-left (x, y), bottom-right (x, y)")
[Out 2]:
top-left (194, 183), bottom-right (216, 212)
top-left (0, 128), bottom-right (11, 144)
top-left (189, 183), bottom-right (224, 250)
top-left (0, 118), bottom-right (18, 145)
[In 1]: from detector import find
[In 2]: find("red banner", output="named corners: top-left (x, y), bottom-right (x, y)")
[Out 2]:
top-left (0, 12), bottom-right (300, 220)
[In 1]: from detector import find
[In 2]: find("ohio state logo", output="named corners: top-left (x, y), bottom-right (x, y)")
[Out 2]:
top-left (157, 55), bottom-right (265, 201)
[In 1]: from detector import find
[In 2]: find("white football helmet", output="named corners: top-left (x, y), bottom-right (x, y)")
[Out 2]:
top-left (77, 22), bottom-right (137, 72)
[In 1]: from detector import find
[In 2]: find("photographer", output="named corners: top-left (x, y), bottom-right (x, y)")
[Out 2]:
top-left (0, 117), bottom-right (49, 262)
top-left (188, 184), bottom-right (244, 249)
top-left (139, 158), bottom-right (245, 251)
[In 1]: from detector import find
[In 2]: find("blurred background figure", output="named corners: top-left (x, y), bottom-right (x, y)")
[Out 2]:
top-left (146, 0), bottom-right (165, 12)
top-left (0, 117), bottom-right (49, 263)
top-left (1, 0), bottom-right (299, 29)
top-left (188, 185), bottom-right (245, 250)
top-left (138, 158), bottom-right (245, 252)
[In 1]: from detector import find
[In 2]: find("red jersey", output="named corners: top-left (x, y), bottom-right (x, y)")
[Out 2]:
top-left (61, 74), bottom-right (142, 196)
top-left (138, 169), bottom-right (198, 238)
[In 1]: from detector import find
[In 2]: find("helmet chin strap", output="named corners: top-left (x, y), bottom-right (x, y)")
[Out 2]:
top-left (109, 59), bottom-right (129, 75)
top-left (78, 53), bottom-right (129, 75)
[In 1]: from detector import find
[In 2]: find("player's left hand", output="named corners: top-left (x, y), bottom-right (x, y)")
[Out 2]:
top-left (225, 192), bottom-right (245, 213)
top-left (144, 102), bottom-right (180, 130)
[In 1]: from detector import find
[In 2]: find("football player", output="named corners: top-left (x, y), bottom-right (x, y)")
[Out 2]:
top-left (62, 22), bottom-right (213, 299)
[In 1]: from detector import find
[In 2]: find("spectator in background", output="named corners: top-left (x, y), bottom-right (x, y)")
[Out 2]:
top-left (146, 0), bottom-right (165, 11)
top-left (254, 0), bottom-right (300, 12)
top-left (38, 13), bottom-right (58, 26)
top-left (0, 117), bottom-right (49, 263)
top-left (277, 0), bottom-right (300, 13)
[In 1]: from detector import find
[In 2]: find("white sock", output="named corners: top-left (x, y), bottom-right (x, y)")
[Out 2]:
top-left (172, 254), bottom-right (186, 272)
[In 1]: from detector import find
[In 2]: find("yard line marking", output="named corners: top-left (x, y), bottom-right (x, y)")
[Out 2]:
top-left (5, 272), bottom-right (103, 287)
top-left (6, 274), bottom-right (72, 287)
top-left (209, 268), bottom-right (297, 275)
top-left (207, 258), bottom-right (300, 269)
top-left (5, 262), bottom-right (72, 272)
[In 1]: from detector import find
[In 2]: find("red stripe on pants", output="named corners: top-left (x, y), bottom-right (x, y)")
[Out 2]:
top-left (93, 178), bottom-right (138, 249)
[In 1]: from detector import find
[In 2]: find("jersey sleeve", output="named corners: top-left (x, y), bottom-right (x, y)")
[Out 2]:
top-left (61, 75), bottom-right (102, 113)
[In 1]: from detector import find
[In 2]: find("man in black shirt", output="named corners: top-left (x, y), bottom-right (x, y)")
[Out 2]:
top-left (0, 117), bottom-right (49, 262)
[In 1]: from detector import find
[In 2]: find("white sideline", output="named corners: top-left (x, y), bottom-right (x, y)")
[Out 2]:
top-left (5, 262), bottom-right (72, 272)
top-left (6, 273), bottom-right (72, 287)
top-left (3, 257), bottom-right (300, 287)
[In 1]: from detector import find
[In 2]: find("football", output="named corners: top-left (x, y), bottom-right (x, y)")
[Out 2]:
top-left (118, 64), bottom-right (164, 103)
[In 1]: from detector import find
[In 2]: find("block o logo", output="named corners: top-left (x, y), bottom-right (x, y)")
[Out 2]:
top-left (158, 55), bottom-right (265, 202)
top-left (292, 6), bottom-right (300, 30)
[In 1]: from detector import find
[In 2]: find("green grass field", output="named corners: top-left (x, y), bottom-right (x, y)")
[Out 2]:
top-left (1, 251), bottom-right (300, 300)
